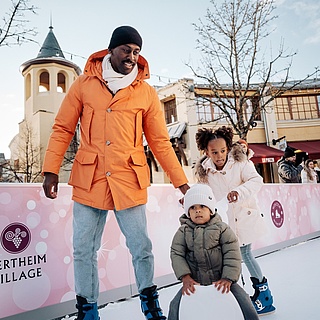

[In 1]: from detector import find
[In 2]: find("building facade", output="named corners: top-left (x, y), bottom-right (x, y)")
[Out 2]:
top-left (152, 78), bottom-right (320, 183)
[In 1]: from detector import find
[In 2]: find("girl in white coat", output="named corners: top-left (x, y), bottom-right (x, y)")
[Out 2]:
top-left (194, 126), bottom-right (275, 316)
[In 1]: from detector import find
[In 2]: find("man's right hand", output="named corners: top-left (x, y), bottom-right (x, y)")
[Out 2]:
top-left (43, 172), bottom-right (59, 199)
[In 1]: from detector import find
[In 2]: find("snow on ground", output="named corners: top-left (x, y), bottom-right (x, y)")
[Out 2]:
top-left (61, 236), bottom-right (320, 319)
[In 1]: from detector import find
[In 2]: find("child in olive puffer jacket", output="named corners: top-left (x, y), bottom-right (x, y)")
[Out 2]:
top-left (168, 184), bottom-right (258, 320)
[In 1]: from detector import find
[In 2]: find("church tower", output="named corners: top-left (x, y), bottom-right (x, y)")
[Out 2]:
top-left (13, 25), bottom-right (81, 182)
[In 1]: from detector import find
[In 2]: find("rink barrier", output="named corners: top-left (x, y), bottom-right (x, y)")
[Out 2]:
top-left (1, 183), bottom-right (320, 320)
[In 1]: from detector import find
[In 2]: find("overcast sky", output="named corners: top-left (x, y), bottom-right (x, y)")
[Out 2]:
top-left (0, 0), bottom-right (319, 158)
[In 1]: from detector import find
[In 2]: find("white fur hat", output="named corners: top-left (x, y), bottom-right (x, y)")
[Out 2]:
top-left (184, 184), bottom-right (217, 216)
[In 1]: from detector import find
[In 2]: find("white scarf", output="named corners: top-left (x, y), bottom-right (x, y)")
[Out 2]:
top-left (102, 53), bottom-right (138, 94)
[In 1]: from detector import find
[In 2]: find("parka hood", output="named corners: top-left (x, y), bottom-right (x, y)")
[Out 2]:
top-left (195, 143), bottom-right (247, 183)
top-left (83, 49), bottom-right (150, 82)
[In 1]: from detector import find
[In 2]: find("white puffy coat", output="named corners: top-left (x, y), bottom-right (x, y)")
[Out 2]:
top-left (195, 144), bottom-right (267, 246)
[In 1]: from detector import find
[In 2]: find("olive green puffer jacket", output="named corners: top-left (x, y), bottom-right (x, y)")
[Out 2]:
top-left (170, 213), bottom-right (241, 285)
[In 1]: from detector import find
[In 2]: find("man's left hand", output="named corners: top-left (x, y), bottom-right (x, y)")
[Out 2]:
top-left (179, 184), bottom-right (190, 195)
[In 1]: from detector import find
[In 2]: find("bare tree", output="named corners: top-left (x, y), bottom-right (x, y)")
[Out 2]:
top-left (0, 153), bottom-right (10, 182)
top-left (4, 121), bottom-right (42, 183)
top-left (61, 123), bottom-right (80, 171)
top-left (2, 123), bottom-right (79, 183)
top-left (189, 0), bottom-right (318, 139)
top-left (0, 0), bottom-right (37, 47)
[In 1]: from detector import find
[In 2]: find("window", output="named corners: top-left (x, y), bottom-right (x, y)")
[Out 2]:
top-left (274, 95), bottom-right (320, 120)
top-left (39, 71), bottom-right (50, 92)
top-left (57, 72), bottom-right (66, 93)
top-left (195, 95), bottom-right (260, 123)
top-left (164, 99), bottom-right (177, 124)
top-left (14, 159), bottom-right (19, 170)
top-left (196, 96), bottom-right (214, 123)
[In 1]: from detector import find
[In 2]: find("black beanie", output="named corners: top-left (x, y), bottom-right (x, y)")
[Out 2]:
top-left (108, 26), bottom-right (142, 49)
top-left (284, 146), bottom-right (296, 158)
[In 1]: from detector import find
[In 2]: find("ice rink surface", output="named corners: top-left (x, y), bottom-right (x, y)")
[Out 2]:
top-left (62, 236), bottom-right (319, 320)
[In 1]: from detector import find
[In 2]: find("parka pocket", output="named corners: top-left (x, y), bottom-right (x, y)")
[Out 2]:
top-left (68, 150), bottom-right (97, 191)
top-left (129, 150), bottom-right (150, 189)
top-left (80, 106), bottom-right (94, 144)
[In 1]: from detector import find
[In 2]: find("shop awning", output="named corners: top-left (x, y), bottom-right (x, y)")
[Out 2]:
top-left (167, 122), bottom-right (187, 139)
top-left (143, 122), bottom-right (186, 146)
top-left (250, 143), bottom-right (284, 164)
top-left (287, 140), bottom-right (320, 160)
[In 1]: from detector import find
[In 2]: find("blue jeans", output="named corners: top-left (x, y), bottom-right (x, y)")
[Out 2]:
top-left (168, 284), bottom-right (258, 320)
top-left (73, 202), bottom-right (154, 303)
top-left (240, 244), bottom-right (263, 282)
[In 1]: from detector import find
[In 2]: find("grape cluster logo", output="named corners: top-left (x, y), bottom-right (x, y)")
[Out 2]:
top-left (1, 223), bottom-right (31, 254)
top-left (271, 200), bottom-right (284, 228)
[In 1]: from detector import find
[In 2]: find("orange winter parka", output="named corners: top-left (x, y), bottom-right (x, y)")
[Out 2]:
top-left (42, 49), bottom-right (188, 210)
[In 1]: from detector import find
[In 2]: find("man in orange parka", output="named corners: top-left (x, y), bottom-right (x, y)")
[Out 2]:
top-left (42, 26), bottom-right (189, 320)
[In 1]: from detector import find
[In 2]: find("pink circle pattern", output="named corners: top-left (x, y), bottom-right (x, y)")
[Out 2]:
top-left (1, 183), bottom-right (320, 318)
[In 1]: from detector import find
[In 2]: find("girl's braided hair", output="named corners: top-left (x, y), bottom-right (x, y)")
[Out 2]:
top-left (195, 126), bottom-right (234, 151)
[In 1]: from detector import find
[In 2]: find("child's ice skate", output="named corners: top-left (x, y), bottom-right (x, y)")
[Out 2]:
top-left (251, 277), bottom-right (276, 316)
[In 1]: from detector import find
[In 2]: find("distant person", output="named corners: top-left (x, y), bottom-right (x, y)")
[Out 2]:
top-left (237, 139), bottom-right (254, 161)
top-left (42, 25), bottom-right (190, 320)
top-left (313, 160), bottom-right (320, 183)
top-left (301, 159), bottom-right (318, 183)
top-left (168, 184), bottom-right (259, 320)
top-left (277, 146), bottom-right (303, 183)
top-left (194, 126), bottom-right (275, 315)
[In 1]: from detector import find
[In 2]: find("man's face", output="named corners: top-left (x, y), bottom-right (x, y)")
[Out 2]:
top-left (109, 44), bottom-right (140, 75)
top-left (286, 155), bottom-right (296, 163)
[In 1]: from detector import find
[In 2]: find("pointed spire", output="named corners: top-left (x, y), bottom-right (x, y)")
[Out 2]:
top-left (20, 24), bottom-right (82, 76)
top-left (37, 25), bottom-right (65, 59)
